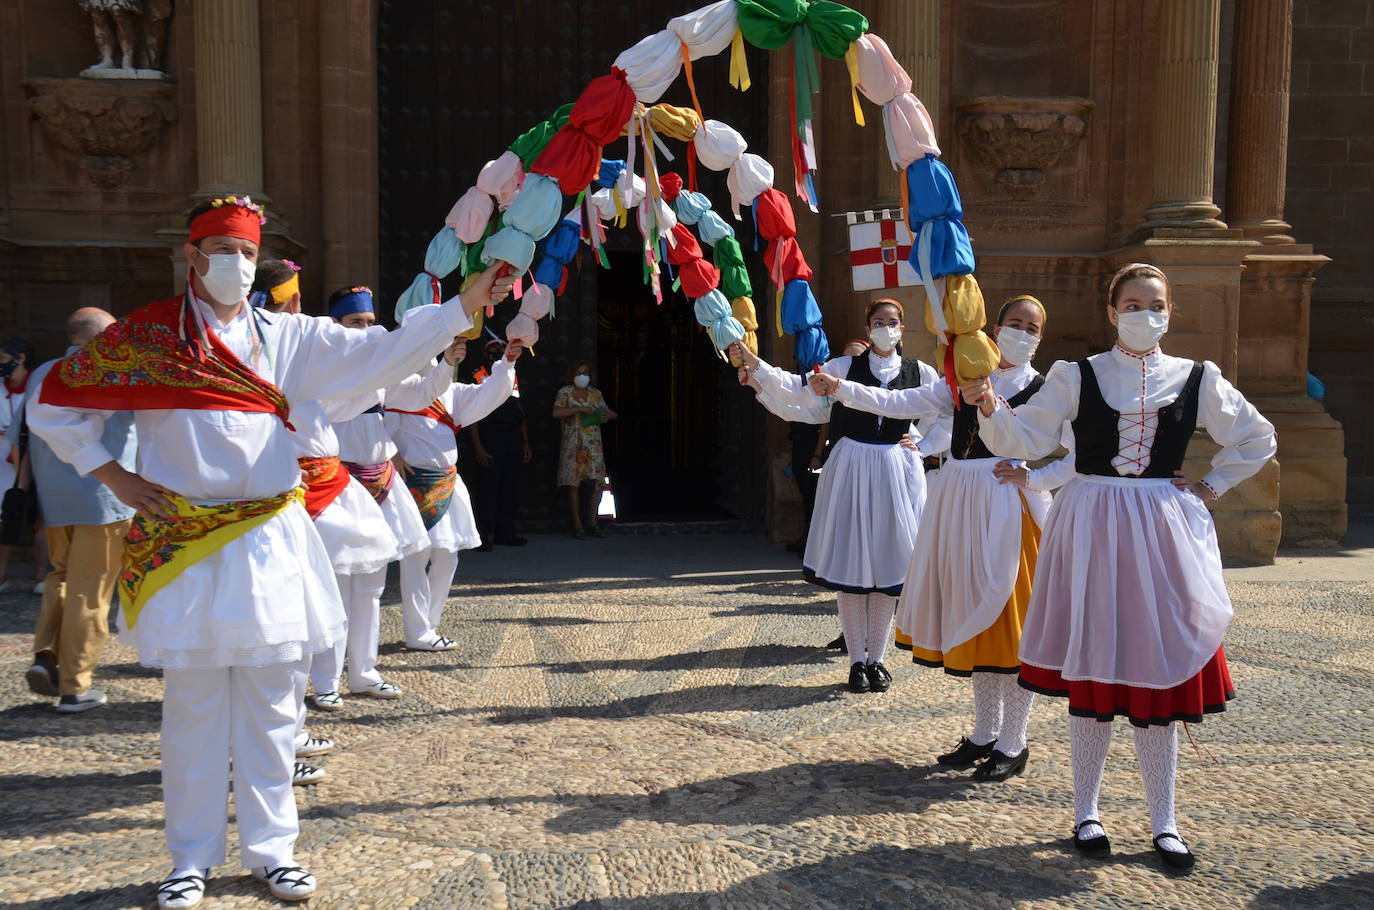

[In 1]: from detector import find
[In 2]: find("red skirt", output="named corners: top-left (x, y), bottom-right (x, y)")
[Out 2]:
top-left (1019, 647), bottom-right (1235, 728)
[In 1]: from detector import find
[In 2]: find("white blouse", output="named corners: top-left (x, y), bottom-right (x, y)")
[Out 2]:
top-left (29, 296), bottom-right (473, 504)
top-left (384, 358), bottom-right (516, 470)
top-left (834, 360), bottom-right (1076, 492)
top-left (751, 350), bottom-right (951, 457)
top-left (977, 345), bottom-right (1277, 497)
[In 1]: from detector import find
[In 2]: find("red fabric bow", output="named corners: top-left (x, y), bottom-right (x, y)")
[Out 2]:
top-left (666, 223), bottom-right (703, 265)
top-left (659, 172), bottom-right (684, 203)
top-left (532, 69), bottom-right (637, 194)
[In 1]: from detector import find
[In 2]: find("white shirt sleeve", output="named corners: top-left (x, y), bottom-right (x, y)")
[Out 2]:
top-left (281, 300), bottom-right (474, 403)
top-left (386, 359), bottom-right (458, 412)
top-left (448, 358), bottom-right (517, 426)
top-left (751, 356), bottom-right (849, 408)
top-left (832, 375), bottom-right (953, 421)
top-left (26, 398), bottom-right (117, 477)
top-left (913, 414), bottom-right (952, 457)
top-left (752, 386), bottom-right (832, 425)
top-left (1196, 361), bottom-right (1277, 497)
top-left (977, 360), bottom-right (1081, 462)
top-left (1026, 453), bottom-right (1076, 492)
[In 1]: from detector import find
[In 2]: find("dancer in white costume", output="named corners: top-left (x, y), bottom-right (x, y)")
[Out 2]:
top-left (966, 263), bottom-right (1277, 872)
top-left (810, 295), bottom-right (1074, 781)
top-left (732, 299), bottom-right (947, 694)
top-left (385, 334), bottom-right (521, 650)
top-left (29, 197), bottom-right (513, 908)
top-left (329, 290), bottom-right (455, 672)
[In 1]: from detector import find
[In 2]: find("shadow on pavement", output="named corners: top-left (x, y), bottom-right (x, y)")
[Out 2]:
top-left (552, 840), bottom-right (1097, 909)
top-left (0, 699), bottom-right (161, 742)
top-left (1250, 871), bottom-right (1374, 909)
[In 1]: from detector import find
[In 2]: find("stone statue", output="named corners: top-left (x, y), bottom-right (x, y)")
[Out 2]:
top-left (79, 0), bottom-right (174, 80)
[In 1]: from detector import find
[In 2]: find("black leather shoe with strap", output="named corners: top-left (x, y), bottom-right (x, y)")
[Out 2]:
top-left (1072, 820), bottom-right (1111, 857)
top-left (971, 747), bottom-right (1029, 782)
top-left (936, 736), bottom-right (997, 768)
top-left (1153, 833), bottom-right (1196, 872)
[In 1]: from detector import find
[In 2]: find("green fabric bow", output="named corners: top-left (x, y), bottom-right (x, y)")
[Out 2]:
top-left (508, 103), bottom-right (574, 169)
top-left (736, 0), bottom-right (868, 59)
top-left (736, 0), bottom-right (867, 137)
top-left (713, 236), bottom-right (753, 301)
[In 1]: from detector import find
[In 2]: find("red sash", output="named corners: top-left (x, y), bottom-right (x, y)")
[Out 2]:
top-left (298, 456), bottom-right (350, 520)
top-left (386, 398), bottom-right (459, 432)
top-left (40, 295), bottom-right (292, 427)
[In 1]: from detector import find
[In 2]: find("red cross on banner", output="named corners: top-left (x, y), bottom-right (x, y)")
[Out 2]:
top-left (847, 212), bottom-right (918, 291)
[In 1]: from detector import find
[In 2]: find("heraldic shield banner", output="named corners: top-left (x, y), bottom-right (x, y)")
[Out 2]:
top-left (847, 209), bottom-right (918, 292)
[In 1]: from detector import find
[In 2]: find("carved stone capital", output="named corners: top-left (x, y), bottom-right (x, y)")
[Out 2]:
top-left (955, 96), bottom-right (1095, 199)
top-left (22, 77), bottom-right (177, 188)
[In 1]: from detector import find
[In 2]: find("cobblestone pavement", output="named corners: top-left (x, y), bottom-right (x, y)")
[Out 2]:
top-left (2, 528), bottom-right (1373, 910)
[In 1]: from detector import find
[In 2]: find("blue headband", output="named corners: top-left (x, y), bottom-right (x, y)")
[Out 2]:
top-left (329, 288), bottom-right (373, 320)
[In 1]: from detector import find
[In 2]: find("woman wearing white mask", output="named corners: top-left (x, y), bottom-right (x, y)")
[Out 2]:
top-left (552, 361), bottom-right (616, 539)
top-left (731, 299), bottom-right (947, 694)
top-left (808, 296), bottom-right (1074, 782)
top-left (961, 263), bottom-right (1277, 873)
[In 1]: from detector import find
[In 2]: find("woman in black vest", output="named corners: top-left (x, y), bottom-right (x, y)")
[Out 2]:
top-left (809, 296), bottom-right (1075, 783)
top-left (731, 300), bottom-right (945, 694)
top-left (964, 263), bottom-right (1277, 872)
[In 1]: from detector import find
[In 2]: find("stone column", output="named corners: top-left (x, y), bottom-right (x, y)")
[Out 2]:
top-left (1227, 0), bottom-right (1295, 244)
top-left (193, 0), bottom-right (263, 197)
top-left (874, 0), bottom-right (939, 203)
top-left (1143, 0), bottom-right (1226, 229)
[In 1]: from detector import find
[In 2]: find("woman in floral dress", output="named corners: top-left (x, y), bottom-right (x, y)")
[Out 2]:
top-left (552, 361), bottom-right (616, 539)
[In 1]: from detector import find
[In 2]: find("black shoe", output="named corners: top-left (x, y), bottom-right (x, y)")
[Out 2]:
top-left (587, 526), bottom-right (606, 538)
top-left (1072, 820), bottom-right (1111, 858)
top-left (1153, 833), bottom-right (1196, 873)
top-left (936, 736), bottom-right (998, 768)
top-left (825, 634), bottom-right (846, 651)
top-left (572, 529), bottom-right (589, 540)
top-left (847, 662), bottom-right (870, 693)
top-left (971, 747), bottom-right (1028, 781)
top-left (476, 541), bottom-right (494, 552)
top-left (864, 662), bottom-right (892, 692)
top-left (495, 535), bottom-right (528, 547)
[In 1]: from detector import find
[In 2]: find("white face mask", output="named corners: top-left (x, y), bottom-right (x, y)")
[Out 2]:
top-left (868, 325), bottom-right (902, 351)
top-left (995, 326), bottom-right (1040, 366)
top-left (573, 374), bottom-right (591, 389)
top-left (195, 251), bottom-right (256, 305)
top-left (1115, 309), bottom-right (1169, 352)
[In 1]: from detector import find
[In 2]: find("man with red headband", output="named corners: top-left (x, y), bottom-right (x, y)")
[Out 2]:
top-left (29, 196), bottom-right (514, 909)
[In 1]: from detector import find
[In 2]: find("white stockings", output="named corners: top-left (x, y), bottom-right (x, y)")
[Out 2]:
top-left (1134, 723), bottom-right (1182, 849)
top-left (1069, 715), bottom-right (1182, 845)
top-left (836, 592), bottom-right (897, 665)
top-left (970, 673), bottom-right (1035, 754)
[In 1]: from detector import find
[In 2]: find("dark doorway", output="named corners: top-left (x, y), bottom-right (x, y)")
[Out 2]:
top-left (597, 251), bottom-right (731, 522)
top-left (376, 0), bottom-right (771, 527)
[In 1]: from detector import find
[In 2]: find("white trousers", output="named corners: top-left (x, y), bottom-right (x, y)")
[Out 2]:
top-left (309, 569), bottom-right (387, 693)
top-left (399, 547), bottom-right (460, 645)
top-left (162, 664), bottom-right (298, 872)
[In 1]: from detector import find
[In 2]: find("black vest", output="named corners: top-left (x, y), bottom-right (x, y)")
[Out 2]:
top-left (828, 355), bottom-right (928, 445)
top-left (951, 374), bottom-right (1044, 460)
top-left (1071, 358), bottom-right (1205, 478)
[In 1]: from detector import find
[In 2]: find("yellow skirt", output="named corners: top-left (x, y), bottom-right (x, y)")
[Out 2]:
top-left (903, 496), bottom-right (1040, 676)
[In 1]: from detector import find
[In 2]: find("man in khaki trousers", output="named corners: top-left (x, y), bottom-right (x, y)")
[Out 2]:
top-left (17, 308), bottom-right (136, 712)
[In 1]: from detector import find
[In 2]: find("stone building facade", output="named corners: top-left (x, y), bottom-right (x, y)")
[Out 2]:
top-left (0, 0), bottom-right (1360, 560)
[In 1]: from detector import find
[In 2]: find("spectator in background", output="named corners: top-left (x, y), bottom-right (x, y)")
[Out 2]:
top-left (0, 336), bottom-right (47, 593)
top-left (467, 339), bottom-right (531, 551)
top-left (17, 309), bottom-right (136, 712)
top-left (552, 361), bottom-right (616, 540)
